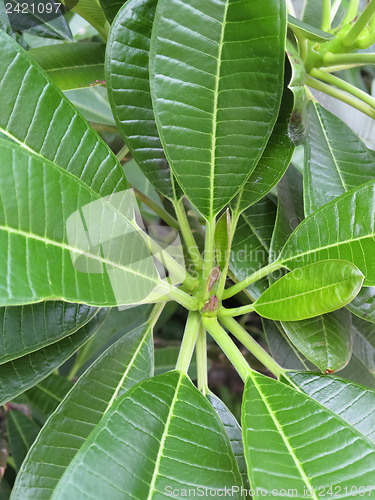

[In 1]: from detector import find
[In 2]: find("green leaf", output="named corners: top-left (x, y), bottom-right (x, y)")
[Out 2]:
top-left (242, 370), bottom-right (375, 495)
top-left (6, 411), bottom-right (40, 471)
top-left (288, 14), bottom-right (334, 41)
top-left (350, 316), bottom-right (375, 376)
top-left (99, 0), bottom-right (124, 23)
top-left (0, 31), bottom-right (127, 197)
top-left (207, 392), bottom-right (248, 489)
top-left (51, 371), bottom-right (243, 499)
top-left (254, 260), bottom-right (364, 321)
top-left (301, 0), bottom-right (322, 29)
top-left (215, 210), bottom-right (230, 272)
top-left (281, 309), bottom-right (353, 373)
top-left (230, 197), bottom-right (277, 300)
top-left (12, 319), bottom-right (154, 499)
top-left (232, 86), bottom-right (294, 214)
top-left (0, 140), bottom-right (181, 307)
top-left (0, 302), bottom-right (97, 364)
top-left (106, 0), bottom-right (177, 199)
top-left (28, 42), bottom-right (106, 91)
top-left (287, 372), bottom-right (375, 442)
top-left (348, 287), bottom-right (375, 323)
top-left (64, 86), bottom-right (115, 126)
top-left (150, 0), bottom-right (286, 218)
top-left (304, 102), bottom-right (375, 216)
top-left (24, 374), bottom-right (73, 422)
top-left (72, 0), bottom-right (109, 40)
top-left (279, 181), bottom-right (375, 286)
top-left (0, 309), bottom-right (107, 406)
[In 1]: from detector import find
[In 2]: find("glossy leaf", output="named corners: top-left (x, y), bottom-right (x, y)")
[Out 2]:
top-left (6, 411), bottom-right (40, 471)
top-left (100, 0), bottom-right (124, 23)
top-left (0, 309), bottom-right (107, 406)
top-left (106, 0), bottom-right (176, 199)
top-left (24, 374), bottom-right (73, 422)
top-left (288, 14), bottom-right (333, 41)
top-left (243, 370), bottom-right (375, 495)
top-left (0, 140), bottom-right (180, 307)
top-left (232, 85), bottom-right (294, 214)
top-left (207, 392), bottom-right (248, 488)
top-left (150, 0), bottom-right (286, 218)
top-left (348, 287), bottom-right (375, 323)
top-left (51, 371), bottom-right (243, 499)
top-left (280, 181), bottom-right (375, 286)
top-left (254, 260), bottom-right (364, 321)
top-left (72, 0), bottom-right (109, 40)
top-left (230, 197), bottom-right (277, 300)
top-left (281, 308), bottom-right (353, 372)
top-left (0, 31), bottom-right (128, 197)
top-left (29, 43), bottom-right (106, 91)
top-left (287, 372), bottom-right (375, 442)
top-left (12, 319), bottom-right (154, 499)
top-left (304, 101), bottom-right (375, 216)
top-left (0, 302), bottom-right (97, 364)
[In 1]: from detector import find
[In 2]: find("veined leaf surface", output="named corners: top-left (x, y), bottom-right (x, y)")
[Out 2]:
top-left (12, 320), bottom-right (154, 499)
top-left (150, 0), bottom-right (286, 218)
top-left (51, 371), bottom-right (243, 499)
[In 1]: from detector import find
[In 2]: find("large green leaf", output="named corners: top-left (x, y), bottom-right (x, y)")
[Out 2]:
top-left (207, 392), bottom-right (248, 488)
top-left (29, 42), bottom-right (106, 91)
top-left (0, 140), bottom-right (181, 307)
top-left (304, 102), bottom-right (375, 216)
top-left (150, 0), bottom-right (286, 218)
top-left (51, 371), bottom-right (243, 499)
top-left (242, 370), bottom-right (375, 496)
top-left (231, 84), bottom-right (295, 214)
top-left (348, 287), bottom-right (375, 323)
top-left (253, 260), bottom-right (364, 321)
top-left (0, 31), bottom-right (127, 197)
top-left (230, 197), bottom-right (277, 300)
top-left (279, 181), bottom-right (375, 286)
top-left (0, 309), bottom-right (107, 406)
top-left (287, 371), bottom-right (375, 443)
top-left (281, 309), bottom-right (353, 373)
top-left (106, 0), bottom-right (176, 199)
top-left (12, 319), bottom-right (154, 499)
top-left (6, 411), bottom-right (40, 471)
top-left (0, 302), bottom-right (97, 364)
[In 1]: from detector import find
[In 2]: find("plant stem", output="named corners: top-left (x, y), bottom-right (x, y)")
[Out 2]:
top-left (343, 0), bottom-right (375, 47)
top-left (166, 286), bottom-right (198, 311)
top-left (219, 303), bottom-right (255, 317)
top-left (342, 0), bottom-right (360, 24)
top-left (323, 52), bottom-right (375, 66)
top-left (116, 144), bottom-right (129, 162)
top-left (219, 316), bottom-right (284, 379)
top-left (306, 75), bottom-right (375, 119)
top-left (322, 0), bottom-right (331, 31)
top-left (196, 323), bottom-right (208, 395)
top-left (174, 198), bottom-right (203, 269)
top-left (310, 68), bottom-right (375, 110)
top-left (203, 217), bottom-right (216, 299)
top-left (203, 317), bottom-right (250, 382)
top-left (133, 189), bottom-right (180, 230)
top-left (216, 210), bottom-right (240, 300)
top-left (223, 260), bottom-right (284, 300)
top-left (176, 311), bottom-right (201, 373)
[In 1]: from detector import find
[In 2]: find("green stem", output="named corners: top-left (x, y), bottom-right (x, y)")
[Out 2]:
top-left (134, 189), bottom-right (180, 230)
top-left (310, 68), bottom-right (375, 110)
top-left (323, 52), bottom-right (375, 66)
top-left (219, 316), bottom-right (284, 379)
top-left (196, 323), bottom-right (208, 395)
top-left (216, 210), bottom-right (240, 300)
top-left (203, 317), bottom-right (250, 382)
top-left (203, 217), bottom-right (216, 299)
top-left (166, 286), bottom-right (198, 311)
top-left (223, 260), bottom-right (284, 300)
top-left (342, 0), bottom-right (360, 24)
top-left (306, 75), bottom-right (375, 119)
top-left (176, 311), bottom-right (201, 373)
top-left (343, 0), bottom-right (375, 47)
top-left (174, 198), bottom-right (203, 269)
top-left (116, 144), bottom-right (129, 162)
top-left (219, 303), bottom-right (255, 317)
top-left (322, 0), bottom-right (331, 31)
